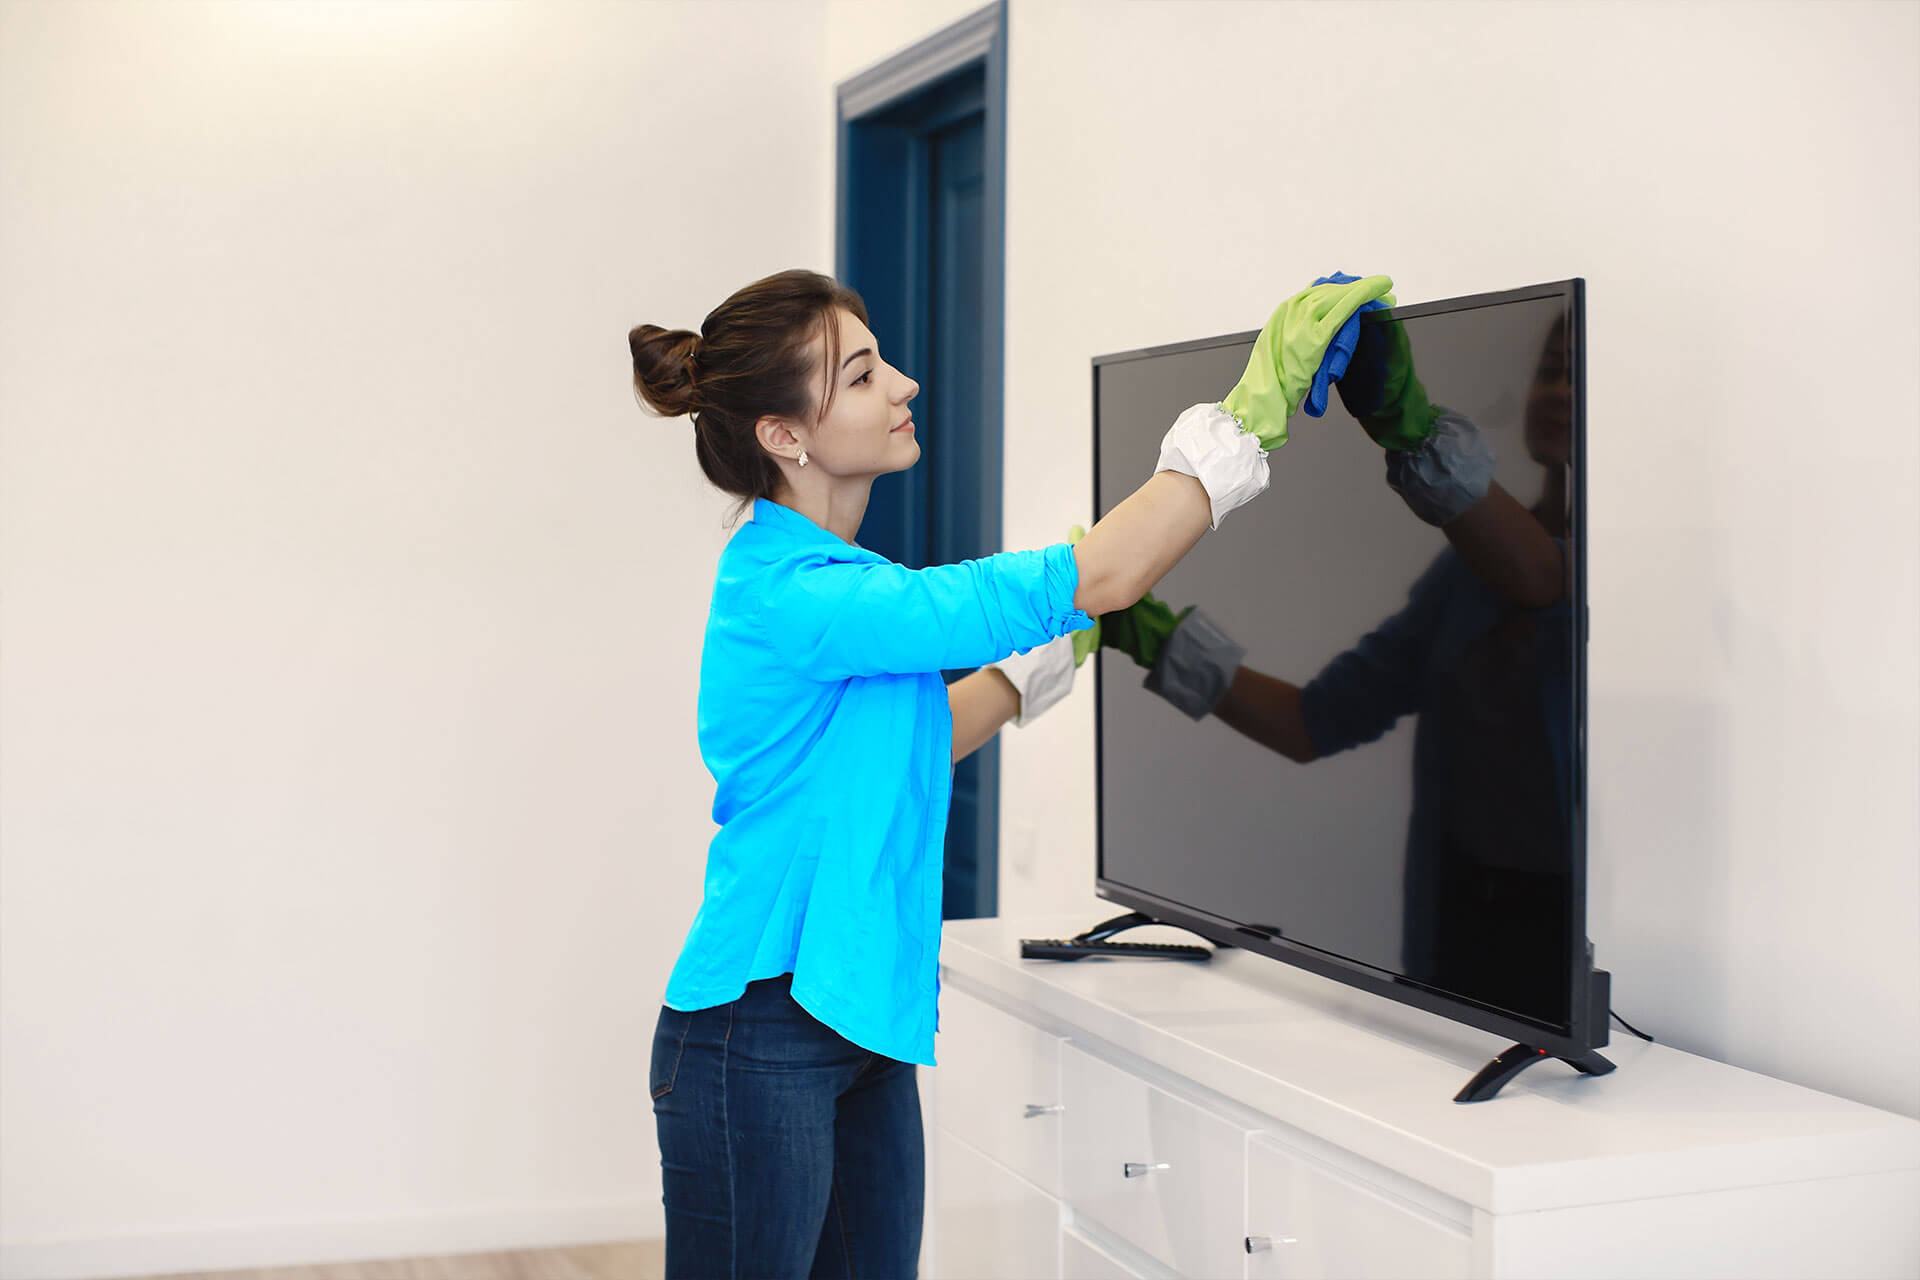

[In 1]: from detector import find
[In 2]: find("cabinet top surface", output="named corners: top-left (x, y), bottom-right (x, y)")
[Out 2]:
top-left (938, 914), bottom-right (1920, 1212)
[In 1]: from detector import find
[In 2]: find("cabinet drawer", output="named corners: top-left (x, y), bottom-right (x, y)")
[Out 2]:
top-left (935, 1128), bottom-right (1061, 1280)
top-left (935, 982), bottom-right (1065, 1196)
top-left (1061, 1223), bottom-right (1175, 1280)
top-left (1061, 1042), bottom-right (1248, 1280)
top-left (1246, 1131), bottom-right (1471, 1279)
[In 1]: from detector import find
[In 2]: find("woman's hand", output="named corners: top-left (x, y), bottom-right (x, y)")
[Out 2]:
top-left (1155, 273), bottom-right (1394, 531)
top-left (1221, 274), bottom-right (1397, 451)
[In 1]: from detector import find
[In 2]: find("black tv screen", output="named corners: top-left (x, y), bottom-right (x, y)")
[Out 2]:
top-left (1093, 279), bottom-right (1600, 1055)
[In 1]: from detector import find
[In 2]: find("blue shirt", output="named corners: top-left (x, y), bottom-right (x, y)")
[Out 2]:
top-left (663, 497), bottom-right (1096, 1065)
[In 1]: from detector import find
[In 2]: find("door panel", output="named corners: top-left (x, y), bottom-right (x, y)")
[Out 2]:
top-left (840, 66), bottom-right (1001, 920)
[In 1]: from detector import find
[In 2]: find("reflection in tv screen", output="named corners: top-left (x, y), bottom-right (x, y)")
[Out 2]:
top-left (1095, 292), bottom-right (1580, 1031)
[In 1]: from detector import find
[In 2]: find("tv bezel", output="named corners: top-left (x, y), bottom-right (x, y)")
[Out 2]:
top-left (1090, 278), bottom-right (1605, 1060)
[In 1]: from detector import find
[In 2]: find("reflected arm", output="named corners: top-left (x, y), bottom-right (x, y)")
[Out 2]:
top-left (1208, 666), bottom-right (1320, 764)
top-left (1441, 480), bottom-right (1564, 609)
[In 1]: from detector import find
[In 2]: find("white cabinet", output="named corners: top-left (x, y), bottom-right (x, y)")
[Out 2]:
top-left (1061, 1223), bottom-right (1170, 1280)
top-left (935, 1126), bottom-right (1061, 1280)
top-left (1060, 1043), bottom-right (1247, 1280)
top-left (932, 973), bottom-right (1066, 1196)
top-left (1244, 1132), bottom-right (1470, 1279)
top-left (929, 914), bottom-right (1920, 1280)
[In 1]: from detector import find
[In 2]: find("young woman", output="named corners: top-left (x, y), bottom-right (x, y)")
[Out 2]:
top-left (628, 267), bottom-right (1392, 1278)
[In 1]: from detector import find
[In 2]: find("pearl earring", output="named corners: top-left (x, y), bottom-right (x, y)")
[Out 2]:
top-left (798, 449), bottom-right (809, 467)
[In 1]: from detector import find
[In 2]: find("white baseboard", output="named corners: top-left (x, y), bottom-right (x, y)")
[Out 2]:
top-left (0, 1197), bottom-right (665, 1280)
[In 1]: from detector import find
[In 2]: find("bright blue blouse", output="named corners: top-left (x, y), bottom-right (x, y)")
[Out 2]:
top-left (662, 497), bottom-right (1096, 1065)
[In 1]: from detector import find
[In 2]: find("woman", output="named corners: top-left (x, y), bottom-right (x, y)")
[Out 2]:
top-left (628, 267), bottom-right (1391, 1278)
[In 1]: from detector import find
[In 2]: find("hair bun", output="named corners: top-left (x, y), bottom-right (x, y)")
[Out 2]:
top-left (629, 324), bottom-right (701, 419)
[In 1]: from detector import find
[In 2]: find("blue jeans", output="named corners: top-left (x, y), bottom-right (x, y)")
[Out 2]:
top-left (650, 972), bottom-right (924, 1278)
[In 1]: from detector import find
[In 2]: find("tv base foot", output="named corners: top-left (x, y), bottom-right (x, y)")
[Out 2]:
top-left (1456, 1041), bottom-right (1616, 1103)
top-left (1017, 910), bottom-right (1216, 961)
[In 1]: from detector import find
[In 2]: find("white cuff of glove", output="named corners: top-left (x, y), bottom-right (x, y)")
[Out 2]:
top-left (1142, 607), bottom-right (1247, 721)
top-left (988, 632), bottom-right (1079, 727)
top-left (1155, 402), bottom-right (1271, 531)
top-left (1384, 407), bottom-right (1496, 527)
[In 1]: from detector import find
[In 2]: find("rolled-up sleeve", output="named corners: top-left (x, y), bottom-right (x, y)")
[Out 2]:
top-left (760, 543), bottom-right (1096, 681)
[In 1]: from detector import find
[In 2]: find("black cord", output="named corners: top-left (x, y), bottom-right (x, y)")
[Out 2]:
top-left (1610, 1009), bottom-right (1653, 1043)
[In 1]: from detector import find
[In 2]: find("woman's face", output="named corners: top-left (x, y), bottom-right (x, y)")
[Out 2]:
top-left (805, 307), bottom-right (921, 476)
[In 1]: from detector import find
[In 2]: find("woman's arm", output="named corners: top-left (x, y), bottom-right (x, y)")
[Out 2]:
top-left (1072, 279), bottom-right (1394, 619)
top-left (1073, 471), bottom-right (1213, 616)
top-left (949, 666), bottom-right (1021, 765)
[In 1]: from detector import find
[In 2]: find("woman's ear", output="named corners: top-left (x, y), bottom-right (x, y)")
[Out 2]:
top-left (756, 415), bottom-right (802, 464)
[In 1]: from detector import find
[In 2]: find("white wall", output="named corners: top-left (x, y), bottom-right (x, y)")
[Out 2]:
top-left (0, 2), bottom-right (827, 1275)
top-left (987, 0), bottom-right (1920, 1123)
top-left (3, 1), bottom-right (1916, 1276)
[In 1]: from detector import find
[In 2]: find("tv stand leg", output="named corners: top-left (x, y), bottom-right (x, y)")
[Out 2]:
top-left (1455, 1042), bottom-right (1617, 1103)
top-left (1075, 911), bottom-right (1156, 944)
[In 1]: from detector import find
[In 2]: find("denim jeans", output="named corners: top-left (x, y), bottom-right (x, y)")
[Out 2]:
top-left (650, 972), bottom-right (924, 1279)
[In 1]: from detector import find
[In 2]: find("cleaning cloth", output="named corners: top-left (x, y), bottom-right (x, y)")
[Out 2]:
top-left (1302, 269), bottom-right (1393, 418)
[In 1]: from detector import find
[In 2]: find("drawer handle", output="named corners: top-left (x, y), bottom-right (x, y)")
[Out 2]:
top-left (1023, 1103), bottom-right (1064, 1119)
top-left (1122, 1161), bottom-right (1170, 1178)
top-left (1245, 1235), bottom-right (1299, 1253)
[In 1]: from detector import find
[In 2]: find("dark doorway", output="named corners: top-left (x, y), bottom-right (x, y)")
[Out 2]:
top-left (836, 4), bottom-right (1007, 919)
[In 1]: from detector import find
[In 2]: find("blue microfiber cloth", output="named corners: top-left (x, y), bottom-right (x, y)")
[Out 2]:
top-left (1303, 270), bottom-right (1392, 418)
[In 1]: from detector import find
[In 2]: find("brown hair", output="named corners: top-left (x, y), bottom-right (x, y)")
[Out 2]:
top-left (630, 269), bottom-right (871, 529)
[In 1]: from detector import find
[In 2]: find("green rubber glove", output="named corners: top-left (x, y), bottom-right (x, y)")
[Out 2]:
top-left (1066, 524), bottom-right (1100, 667)
top-left (1220, 275), bottom-right (1396, 451)
top-left (1336, 316), bottom-right (1440, 452)
top-left (1100, 589), bottom-right (1194, 672)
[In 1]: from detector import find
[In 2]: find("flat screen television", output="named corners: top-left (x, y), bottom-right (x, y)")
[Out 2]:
top-left (1086, 279), bottom-right (1611, 1101)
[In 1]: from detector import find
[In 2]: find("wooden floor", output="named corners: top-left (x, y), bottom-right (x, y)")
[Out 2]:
top-left (132, 1239), bottom-right (666, 1280)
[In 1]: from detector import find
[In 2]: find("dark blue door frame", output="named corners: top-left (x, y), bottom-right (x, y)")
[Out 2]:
top-left (836, 3), bottom-right (1007, 920)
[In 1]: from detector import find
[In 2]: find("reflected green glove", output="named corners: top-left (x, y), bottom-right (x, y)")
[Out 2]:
top-left (1066, 524), bottom-right (1100, 667)
top-left (1100, 588), bottom-right (1195, 672)
top-left (1220, 275), bottom-right (1396, 451)
top-left (1335, 317), bottom-right (1440, 452)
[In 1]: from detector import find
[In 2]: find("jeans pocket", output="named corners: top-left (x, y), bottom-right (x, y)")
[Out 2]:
top-left (650, 1007), bottom-right (690, 1100)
